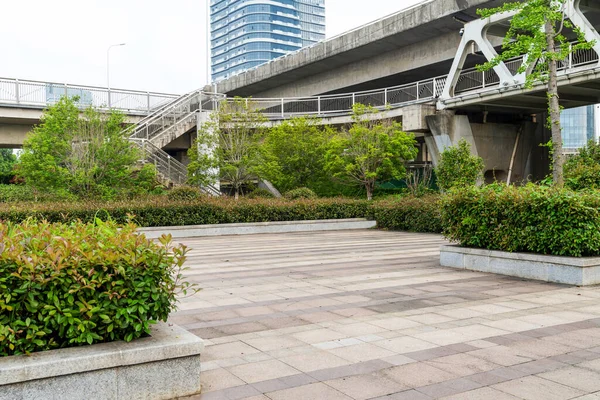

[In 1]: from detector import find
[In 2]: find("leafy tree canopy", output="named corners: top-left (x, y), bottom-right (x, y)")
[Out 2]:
top-left (18, 97), bottom-right (157, 199)
top-left (256, 117), bottom-right (333, 193)
top-left (324, 104), bottom-right (418, 200)
top-left (188, 98), bottom-right (266, 199)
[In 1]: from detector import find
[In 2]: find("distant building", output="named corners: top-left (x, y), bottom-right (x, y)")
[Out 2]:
top-left (561, 105), bottom-right (598, 152)
top-left (210, 0), bottom-right (326, 82)
top-left (46, 84), bottom-right (93, 106)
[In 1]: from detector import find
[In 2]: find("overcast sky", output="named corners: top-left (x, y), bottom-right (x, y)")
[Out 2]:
top-left (0, 0), bottom-right (420, 94)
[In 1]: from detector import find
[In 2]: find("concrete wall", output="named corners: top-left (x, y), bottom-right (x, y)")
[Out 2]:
top-left (0, 124), bottom-right (29, 148)
top-left (0, 107), bottom-right (145, 148)
top-left (232, 32), bottom-right (464, 99)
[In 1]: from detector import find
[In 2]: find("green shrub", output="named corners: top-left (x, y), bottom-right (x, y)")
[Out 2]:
top-left (565, 140), bottom-right (600, 190)
top-left (0, 197), bottom-right (370, 227)
top-left (0, 196), bottom-right (445, 234)
top-left (246, 188), bottom-right (276, 199)
top-left (0, 219), bottom-right (192, 356)
top-left (442, 184), bottom-right (600, 257)
top-left (435, 139), bottom-right (484, 191)
top-left (372, 195), bottom-right (442, 233)
top-left (284, 187), bottom-right (318, 200)
top-left (0, 184), bottom-right (75, 203)
top-left (167, 185), bottom-right (204, 201)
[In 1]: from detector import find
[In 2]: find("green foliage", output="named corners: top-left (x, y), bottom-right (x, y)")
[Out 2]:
top-left (0, 196), bottom-right (446, 235)
top-left (188, 98), bottom-right (266, 200)
top-left (0, 184), bottom-right (76, 203)
top-left (324, 104), bottom-right (418, 200)
top-left (477, 0), bottom-right (595, 187)
top-left (0, 197), bottom-right (371, 227)
top-left (284, 187), bottom-right (318, 200)
top-left (372, 195), bottom-right (443, 233)
top-left (167, 185), bottom-right (205, 201)
top-left (0, 149), bottom-right (16, 184)
top-left (564, 140), bottom-right (600, 190)
top-left (257, 117), bottom-right (333, 193)
top-left (246, 188), bottom-right (276, 199)
top-left (435, 140), bottom-right (484, 191)
top-left (17, 97), bottom-right (158, 200)
top-left (404, 165), bottom-right (437, 197)
top-left (441, 184), bottom-right (600, 257)
top-left (0, 219), bottom-right (193, 356)
top-left (477, 0), bottom-right (593, 86)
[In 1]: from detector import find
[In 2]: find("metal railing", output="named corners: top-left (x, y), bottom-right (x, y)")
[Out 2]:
top-left (0, 77), bottom-right (178, 114)
top-left (130, 138), bottom-right (220, 195)
top-left (129, 90), bottom-right (223, 142)
top-left (223, 77), bottom-right (446, 120)
top-left (453, 45), bottom-right (599, 96)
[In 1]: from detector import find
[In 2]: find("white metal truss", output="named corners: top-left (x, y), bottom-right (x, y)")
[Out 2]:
top-left (440, 0), bottom-right (600, 102)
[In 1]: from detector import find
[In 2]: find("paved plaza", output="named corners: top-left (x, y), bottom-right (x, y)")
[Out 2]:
top-left (172, 230), bottom-right (600, 400)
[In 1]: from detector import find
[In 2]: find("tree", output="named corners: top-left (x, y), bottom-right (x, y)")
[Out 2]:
top-left (435, 139), bottom-right (485, 191)
top-left (324, 104), bottom-right (418, 200)
top-left (478, 0), bottom-right (594, 187)
top-left (18, 97), bottom-right (157, 199)
top-left (188, 98), bottom-right (266, 200)
top-left (0, 149), bottom-right (17, 184)
top-left (256, 117), bottom-right (333, 193)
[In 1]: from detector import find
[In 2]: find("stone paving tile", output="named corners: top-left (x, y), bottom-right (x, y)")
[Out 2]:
top-left (279, 350), bottom-right (352, 373)
top-left (227, 359), bottom-right (301, 383)
top-left (493, 376), bottom-right (586, 400)
top-left (200, 368), bottom-right (246, 393)
top-left (416, 377), bottom-right (482, 398)
top-left (327, 342), bottom-right (397, 363)
top-left (539, 366), bottom-right (600, 392)
top-left (424, 353), bottom-right (501, 377)
top-left (170, 230), bottom-right (600, 399)
top-left (324, 373), bottom-right (407, 400)
top-left (266, 382), bottom-right (353, 400)
top-left (380, 362), bottom-right (460, 388)
top-left (439, 386), bottom-right (521, 399)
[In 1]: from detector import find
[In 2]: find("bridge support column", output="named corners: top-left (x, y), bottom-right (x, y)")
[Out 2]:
top-left (425, 112), bottom-right (538, 184)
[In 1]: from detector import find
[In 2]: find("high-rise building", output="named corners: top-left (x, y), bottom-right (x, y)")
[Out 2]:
top-left (561, 105), bottom-right (598, 151)
top-left (210, 0), bottom-right (326, 82)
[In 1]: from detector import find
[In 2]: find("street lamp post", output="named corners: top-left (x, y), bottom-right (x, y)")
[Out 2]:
top-left (107, 43), bottom-right (126, 108)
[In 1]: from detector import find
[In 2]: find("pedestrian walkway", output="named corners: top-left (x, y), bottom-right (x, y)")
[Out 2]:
top-left (171, 230), bottom-right (600, 399)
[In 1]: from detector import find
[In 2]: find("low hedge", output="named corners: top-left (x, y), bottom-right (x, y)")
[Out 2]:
top-left (442, 184), bottom-right (600, 257)
top-left (0, 219), bottom-right (192, 356)
top-left (0, 197), bottom-right (371, 227)
top-left (372, 195), bottom-right (442, 233)
top-left (0, 196), bottom-right (445, 234)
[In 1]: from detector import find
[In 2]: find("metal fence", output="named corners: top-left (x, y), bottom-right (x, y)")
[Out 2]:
top-left (0, 77), bottom-right (178, 114)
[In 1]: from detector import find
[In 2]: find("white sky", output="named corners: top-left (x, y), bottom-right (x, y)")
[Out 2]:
top-left (0, 0), bottom-right (420, 94)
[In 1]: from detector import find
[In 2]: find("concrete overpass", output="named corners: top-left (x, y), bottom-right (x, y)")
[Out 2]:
top-left (0, 77), bottom-right (178, 148)
top-left (213, 0), bottom-right (506, 98)
top-left (3, 0), bottom-right (600, 188)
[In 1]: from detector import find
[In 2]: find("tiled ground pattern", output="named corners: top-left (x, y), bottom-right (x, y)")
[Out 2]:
top-left (171, 230), bottom-right (600, 400)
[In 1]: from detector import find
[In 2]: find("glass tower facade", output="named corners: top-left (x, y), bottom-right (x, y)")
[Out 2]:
top-left (210, 0), bottom-right (326, 82)
top-left (561, 105), bottom-right (597, 150)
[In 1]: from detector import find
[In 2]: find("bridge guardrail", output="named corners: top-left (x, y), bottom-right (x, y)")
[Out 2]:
top-left (0, 77), bottom-right (178, 114)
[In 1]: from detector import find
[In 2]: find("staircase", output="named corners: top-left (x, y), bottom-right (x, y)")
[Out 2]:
top-left (126, 90), bottom-right (222, 195)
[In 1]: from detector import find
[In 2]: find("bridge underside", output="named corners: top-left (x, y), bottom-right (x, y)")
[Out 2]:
top-left (0, 106), bottom-right (145, 148)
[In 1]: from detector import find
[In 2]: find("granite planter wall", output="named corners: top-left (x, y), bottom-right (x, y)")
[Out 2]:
top-left (440, 245), bottom-right (600, 286)
top-left (0, 323), bottom-right (204, 400)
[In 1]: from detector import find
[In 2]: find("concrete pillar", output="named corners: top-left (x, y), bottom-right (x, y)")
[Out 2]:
top-left (425, 111), bottom-right (539, 184)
